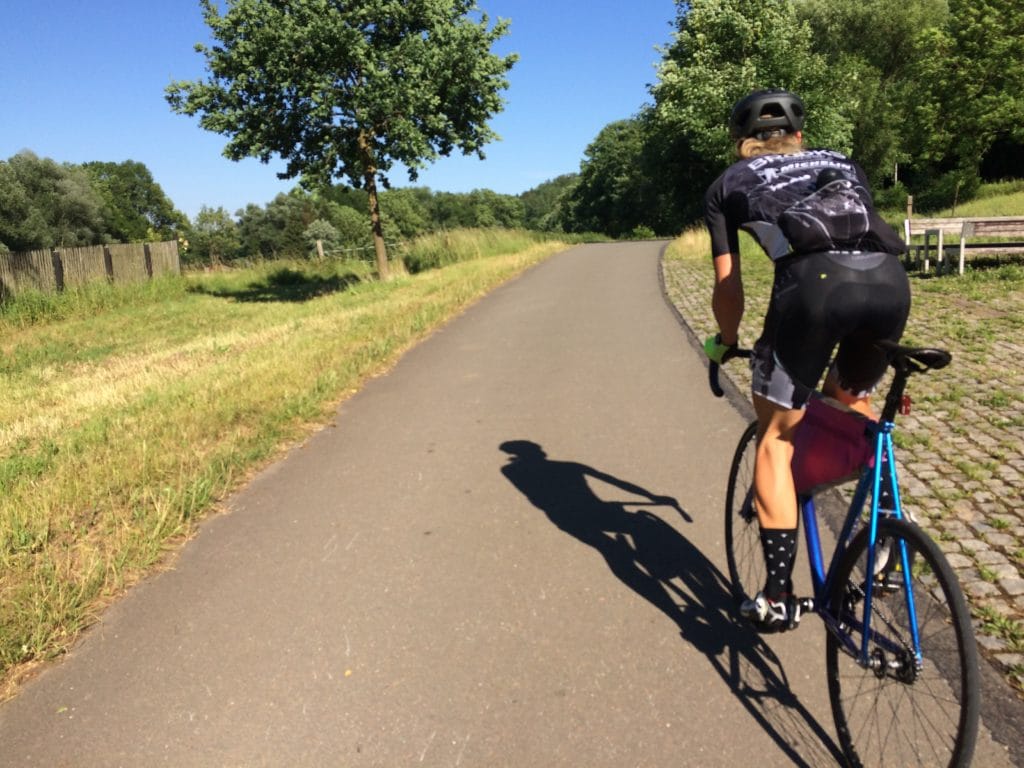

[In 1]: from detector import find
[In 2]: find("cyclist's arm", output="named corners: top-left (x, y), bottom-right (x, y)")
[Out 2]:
top-left (583, 466), bottom-right (680, 510)
top-left (705, 178), bottom-right (744, 346)
top-left (712, 252), bottom-right (743, 346)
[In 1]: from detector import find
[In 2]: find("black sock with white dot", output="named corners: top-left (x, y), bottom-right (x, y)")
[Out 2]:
top-left (760, 527), bottom-right (798, 602)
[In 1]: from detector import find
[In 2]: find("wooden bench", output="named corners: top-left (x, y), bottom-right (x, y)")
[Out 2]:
top-left (903, 214), bottom-right (1024, 275)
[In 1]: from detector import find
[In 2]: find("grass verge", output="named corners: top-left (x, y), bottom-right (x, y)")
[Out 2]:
top-left (0, 233), bottom-right (567, 698)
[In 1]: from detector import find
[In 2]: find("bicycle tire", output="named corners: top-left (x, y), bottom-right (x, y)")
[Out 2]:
top-left (825, 517), bottom-right (979, 767)
top-left (724, 420), bottom-right (762, 605)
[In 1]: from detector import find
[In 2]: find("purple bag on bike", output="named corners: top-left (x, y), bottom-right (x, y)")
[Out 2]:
top-left (791, 395), bottom-right (875, 494)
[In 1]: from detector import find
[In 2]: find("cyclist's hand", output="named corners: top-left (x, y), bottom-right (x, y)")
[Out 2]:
top-left (704, 333), bottom-right (737, 365)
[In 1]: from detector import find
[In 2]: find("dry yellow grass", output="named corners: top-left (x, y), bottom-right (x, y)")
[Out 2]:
top-left (0, 240), bottom-right (565, 697)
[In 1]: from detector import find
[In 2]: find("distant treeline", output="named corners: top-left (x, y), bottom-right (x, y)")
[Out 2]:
top-left (0, 150), bottom-right (579, 267)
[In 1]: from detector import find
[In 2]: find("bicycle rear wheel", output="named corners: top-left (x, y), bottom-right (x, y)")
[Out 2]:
top-left (826, 517), bottom-right (979, 767)
top-left (725, 420), bottom-right (762, 605)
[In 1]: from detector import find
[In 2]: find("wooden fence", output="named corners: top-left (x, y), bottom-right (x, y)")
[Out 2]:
top-left (0, 241), bottom-right (180, 301)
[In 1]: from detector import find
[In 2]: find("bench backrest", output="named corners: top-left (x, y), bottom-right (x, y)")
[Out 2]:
top-left (904, 217), bottom-right (968, 236)
top-left (904, 215), bottom-right (1024, 243)
top-left (962, 217), bottom-right (1024, 237)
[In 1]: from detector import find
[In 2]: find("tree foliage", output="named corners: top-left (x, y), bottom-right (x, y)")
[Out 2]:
top-left (900, 0), bottom-right (1024, 206)
top-left (652, 0), bottom-right (851, 168)
top-left (520, 174), bottom-right (577, 231)
top-left (82, 161), bottom-right (187, 243)
top-left (189, 205), bottom-right (240, 266)
top-left (0, 152), bottom-right (105, 250)
top-left (797, 0), bottom-right (949, 187)
top-left (555, 0), bottom-right (1024, 236)
top-left (562, 120), bottom-right (649, 238)
top-left (0, 152), bottom-right (187, 252)
top-left (166, 0), bottom-right (517, 277)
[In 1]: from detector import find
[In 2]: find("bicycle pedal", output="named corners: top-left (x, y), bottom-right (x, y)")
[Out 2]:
top-left (784, 596), bottom-right (815, 630)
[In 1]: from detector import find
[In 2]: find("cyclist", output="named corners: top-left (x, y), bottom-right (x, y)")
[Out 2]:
top-left (703, 89), bottom-right (911, 631)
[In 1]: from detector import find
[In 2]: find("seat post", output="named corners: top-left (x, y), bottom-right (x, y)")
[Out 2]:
top-left (881, 363), bottom-right (911, 424)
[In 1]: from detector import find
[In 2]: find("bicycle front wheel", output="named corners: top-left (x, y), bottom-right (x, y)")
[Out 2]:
top-left (825, 517), bottom-right (979, 767)
top-left (725, 420), bottom-right (761, 605)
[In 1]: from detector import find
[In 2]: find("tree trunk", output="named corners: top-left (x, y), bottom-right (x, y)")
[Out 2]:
top-left (366, 177), bottom-right (389, 280)
top-left (358, 130), bottom-right (389, 280)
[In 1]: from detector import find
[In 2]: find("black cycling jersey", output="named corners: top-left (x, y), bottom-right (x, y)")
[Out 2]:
top-left (704, 149), bottom-right (906, 260)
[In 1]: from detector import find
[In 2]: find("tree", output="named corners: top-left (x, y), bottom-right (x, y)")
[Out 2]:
top-left (0, 152), bottom-right (105, 250)
top-left (82, 161), bottom-right (187, 242)
top-left (330, 204), bottom-right (374, 253)
top-left (635, 107), bottom-right (720, 233)
top-left (378, 187), bottom-right (432, 239)
top-left (190, 206), bottom-right (240, 266)
top-left (166, 0), bottom-right (516, 279)
top-left (0, 160), bottom-right (40, 252)
top-left (651, 0), bottom-right (851, 168)
top-left (562, 119), bottom-right (649, 237)
top-left (798, 0), bottom-right (949, 188)
top-left (237, 190), bottom-right (320, 259)
top-left (902, 0), bottom-right (1024, 207)
top-left (304, 219), bottom-right (341, 258)
top-left (519, 174), bottom-right (577, 231)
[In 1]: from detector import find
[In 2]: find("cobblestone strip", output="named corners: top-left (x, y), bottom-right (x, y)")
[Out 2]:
top-left (661, 241), bottom-right (1024, 695)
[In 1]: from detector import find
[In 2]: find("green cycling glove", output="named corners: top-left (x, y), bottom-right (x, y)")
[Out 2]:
top-left (704, 333), bottom-right (737, 365)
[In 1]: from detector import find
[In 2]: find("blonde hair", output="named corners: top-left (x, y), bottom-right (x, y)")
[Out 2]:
top-left (736, 132), bottom-right (803, 159)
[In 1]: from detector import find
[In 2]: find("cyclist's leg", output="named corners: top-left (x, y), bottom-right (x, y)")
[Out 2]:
top-left (822, 367), bottom-right (875, 419)
top-left (752, 394), bottom-right (802, 532)
top-left (744, 255), bottom-right (836, 626)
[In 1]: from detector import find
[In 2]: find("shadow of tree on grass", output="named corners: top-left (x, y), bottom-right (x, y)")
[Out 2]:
top-left (190, 267), bottom-right (362, 303)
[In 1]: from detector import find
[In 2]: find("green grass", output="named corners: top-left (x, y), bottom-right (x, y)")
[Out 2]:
top-left (955, 460), bottom-right (991, 482)
top-left (977, 565), bottom-right (998, 583)
top-left (975, 605), bottom-right (1024, 654)
top-left (0, 273), bottom-right (192, 329)
top-left (936, 185), bottom-right (1024, 218)
top-left (0, 232), bottom-right (568, 697)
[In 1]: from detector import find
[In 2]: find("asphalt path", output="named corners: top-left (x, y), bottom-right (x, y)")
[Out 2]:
top-left (1, 241), bottom-right (1019, 766)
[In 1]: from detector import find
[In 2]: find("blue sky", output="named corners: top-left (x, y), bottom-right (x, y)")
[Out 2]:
top-left (1, 1), bottom-right (678, 219)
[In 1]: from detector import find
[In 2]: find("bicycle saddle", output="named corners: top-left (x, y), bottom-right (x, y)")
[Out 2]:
top-left (875, 339), bottom-right (952, 371)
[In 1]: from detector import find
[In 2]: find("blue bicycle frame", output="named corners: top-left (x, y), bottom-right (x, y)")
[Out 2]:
top-left (799, 417), bottom-right (924, 669)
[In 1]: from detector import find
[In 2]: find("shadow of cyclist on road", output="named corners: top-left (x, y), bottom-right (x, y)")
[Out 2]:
top-left (498, 439), bottom-right (843, 767)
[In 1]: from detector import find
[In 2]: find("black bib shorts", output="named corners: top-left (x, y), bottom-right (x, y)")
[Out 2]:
top-left (751, 250), bottom-right (911, 409)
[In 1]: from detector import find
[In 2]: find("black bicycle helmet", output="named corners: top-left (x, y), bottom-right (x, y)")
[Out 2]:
top-left (729, 89), bottom-right (805, 140)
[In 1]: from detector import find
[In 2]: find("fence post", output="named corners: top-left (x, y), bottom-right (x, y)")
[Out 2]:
top-left (143, 243), bottom-right (153, 279)
top-left (103, 245), bottom-right (114, 282)
top-left (315, 239), bottom-right (325, 260)
top-left (51, 249), bottom-right (65, 292)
